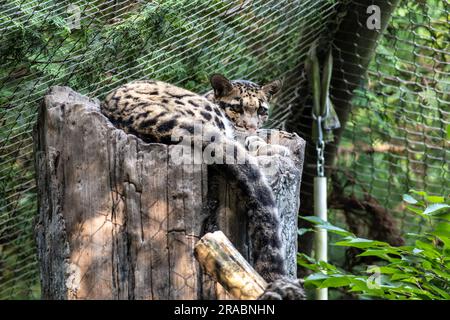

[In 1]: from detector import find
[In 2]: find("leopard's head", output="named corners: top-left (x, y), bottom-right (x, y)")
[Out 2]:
top-left (205, 74), bottom-right (282, 133)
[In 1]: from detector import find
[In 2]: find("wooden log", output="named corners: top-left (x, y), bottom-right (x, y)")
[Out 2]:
top-left (34, 86), bottom-right (305, 299)
top-left (194, 231), bottom-right (267, 300)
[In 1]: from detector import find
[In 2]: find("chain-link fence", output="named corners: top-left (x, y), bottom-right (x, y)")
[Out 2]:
top-left (0, 0), bottom-right (448, 299)
top-left (270, 0), bottom-right (449, 271)
top-left (341, 0), bottom-right (448, 268)
top-left (335, 0), bottom-right (448, 239)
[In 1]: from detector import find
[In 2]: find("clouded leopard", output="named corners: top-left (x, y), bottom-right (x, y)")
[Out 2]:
top-left (101, 74), bottom-right (305, 300)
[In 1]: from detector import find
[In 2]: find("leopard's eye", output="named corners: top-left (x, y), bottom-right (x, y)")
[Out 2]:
top-left (257, 107), bottom-right (268, 116)
top-left (228, 105), bottom-right (242, 114)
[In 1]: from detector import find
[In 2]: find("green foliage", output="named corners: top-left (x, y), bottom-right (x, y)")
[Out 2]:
top-left (299, 191), bottom-right (450, 300)
top-left (0, 0), bottom-right (312, 101)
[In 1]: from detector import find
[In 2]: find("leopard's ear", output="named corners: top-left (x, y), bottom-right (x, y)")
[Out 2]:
top-left (210, 74), bottom-right (233, 98)
top-left (262, 79), bottom-right (282, 100)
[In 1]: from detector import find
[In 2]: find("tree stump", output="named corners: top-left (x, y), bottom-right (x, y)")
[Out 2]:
top-left (33, 86), bottom-right (305, 300)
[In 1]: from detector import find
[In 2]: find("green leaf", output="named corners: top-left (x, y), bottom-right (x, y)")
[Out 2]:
top-left (305, 273), bottom-right (355, 289)
top-left (304, 272), bottom-right (331, 287)
top-left (296, 253), bottom-right (320, 272)
top-left (423, 203), bottom-right (450, 216)
top-left (335, 237), bottom-right (389, 248)
top-left (403, 194), bottom-right (418, 204)
top-left (430, 222), bottom-right (450, 248)
top-left (375, 266), bottom-right (399, 274)
top-left (421, 261), bottom-right (432, 270)
top-left (317, 260), bottom-right (339, 272)
top-left (406, 205), bottom-right (429, 219)
top-left (390, 273), bottom-right (411, 281)
top-left (424, 284), bottom-right (450, 299)
top-left (301, 216), bottom-right (354, 237)
top-left (297, 253), bottom-right (316, 265)
top-left (358, 249), bottom-right (400, 262)
top-left (425, 196), bottom-right (445, 204)
top-left (321, 275), bottom-right (354, 288)
top-left (414, 240), bottom-right (441, 259)
top-left (410, 190), bottom-right (427, 197)
top-left (297, 228), bottom-right (312, 236)
top-left (432, 268), bottom-right (450, 281)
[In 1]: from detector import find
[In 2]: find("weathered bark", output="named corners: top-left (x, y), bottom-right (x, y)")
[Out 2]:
top-left (194, 231), bottom-right (267, 300)
top-left (34, 86), bottom-right (305, 300)
top-left (284, 0), bottom-right (400, 261)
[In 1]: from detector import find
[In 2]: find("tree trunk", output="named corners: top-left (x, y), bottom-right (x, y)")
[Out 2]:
top-left (33, 86), bottom-right (305, 300)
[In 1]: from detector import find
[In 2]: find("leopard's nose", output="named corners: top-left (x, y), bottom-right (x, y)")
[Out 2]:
top-left (245, 126), bottom-right (256, 133)
top-left (243, 121), bottom-right (257, 133)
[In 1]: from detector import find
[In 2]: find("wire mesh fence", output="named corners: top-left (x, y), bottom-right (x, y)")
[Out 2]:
top-left (0, 0), bottom-right (448, 299)
top-left (269, 0), bottom-right (449, 272)
top-left (331, 0), bottom-right (449, 241)
top-left (328, 0), bottom-right (449, 271)
top-left (342, 0), bottom-right (449, 235)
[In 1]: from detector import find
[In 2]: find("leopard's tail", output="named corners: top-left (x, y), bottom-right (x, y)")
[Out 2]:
top-left (194, 128), bottom-right (287, 282)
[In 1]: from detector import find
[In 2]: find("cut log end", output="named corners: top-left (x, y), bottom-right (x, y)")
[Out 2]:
top-left (194, 231), bottom-right (267, 300)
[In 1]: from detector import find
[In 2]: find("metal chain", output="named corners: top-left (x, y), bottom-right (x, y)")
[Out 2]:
top-left (315, 115), bottom-right (325, 177)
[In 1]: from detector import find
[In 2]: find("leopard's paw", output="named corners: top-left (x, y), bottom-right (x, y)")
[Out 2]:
top-left (258, 277), bottom-right (305, 300)
top-left (257, 144), bottom-right (291, 157)
top-left (245, 136), bottom-right (291, 157)
top-left (245, 135), bottom-right (267, 153)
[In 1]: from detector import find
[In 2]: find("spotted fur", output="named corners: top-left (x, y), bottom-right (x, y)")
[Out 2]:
top-left (101, 74), bottom-right (304, 299)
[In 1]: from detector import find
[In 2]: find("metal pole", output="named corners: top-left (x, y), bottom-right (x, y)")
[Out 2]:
top-left (313, 115), bottom-right (328, 300)
top-left (314, 176), bottom-right (328, 300)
